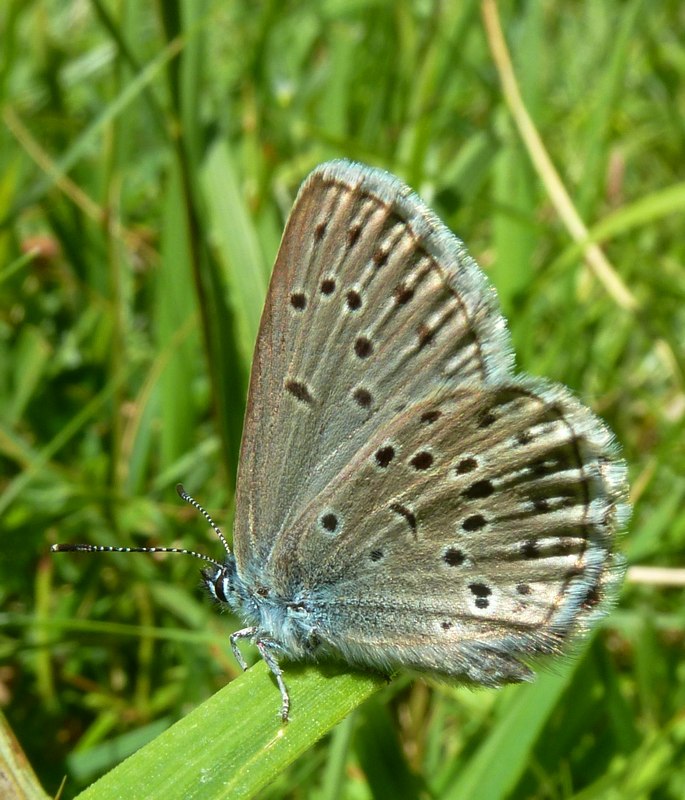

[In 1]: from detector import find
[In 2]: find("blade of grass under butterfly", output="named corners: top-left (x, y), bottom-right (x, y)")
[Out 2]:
top-left (74, 663), bottom-right (385, 800)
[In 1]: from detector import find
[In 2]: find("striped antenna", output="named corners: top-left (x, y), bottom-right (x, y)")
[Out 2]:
top-left (175, 483), bottom-right (231, 557)
top-left (50, 484), bottom-right (230, 570)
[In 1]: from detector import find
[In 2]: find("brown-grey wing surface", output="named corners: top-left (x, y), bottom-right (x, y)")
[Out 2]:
top-left (234, 161), bottom-right (513, 573)
top-left (267, 381), bottom-right (628, 683)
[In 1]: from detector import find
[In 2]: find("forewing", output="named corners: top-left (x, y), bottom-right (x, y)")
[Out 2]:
top-left (234, 161), bottom-right (513, 571)
top-left (268, 381), bottom-right (628, 683)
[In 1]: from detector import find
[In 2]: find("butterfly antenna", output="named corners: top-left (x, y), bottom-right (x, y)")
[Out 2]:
top-left (175, 483), bottom-right (232, 557)
top-left (50, 484), bottom-right (231, 570)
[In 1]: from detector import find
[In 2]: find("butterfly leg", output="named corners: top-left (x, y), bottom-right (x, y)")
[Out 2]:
top-left (229, 626), bottom-right (257, 671)
top-left (256, 639), bottom-right (290, 722)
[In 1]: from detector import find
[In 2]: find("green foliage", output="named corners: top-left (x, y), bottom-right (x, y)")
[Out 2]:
top-left (1, 1), bottom-right (683, 797)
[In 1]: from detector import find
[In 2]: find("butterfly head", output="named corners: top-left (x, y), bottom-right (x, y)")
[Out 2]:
top-left (201, 557), bottom-right (253, 617)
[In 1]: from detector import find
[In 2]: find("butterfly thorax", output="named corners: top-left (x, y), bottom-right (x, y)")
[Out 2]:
top-left (203, 559), bottom-right (323, 659)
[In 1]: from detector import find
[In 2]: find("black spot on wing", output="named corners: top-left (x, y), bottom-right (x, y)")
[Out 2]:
top-left (285, 380), bottom-right (314, 404)
top-left (390, 503), bottom-right (417, 533)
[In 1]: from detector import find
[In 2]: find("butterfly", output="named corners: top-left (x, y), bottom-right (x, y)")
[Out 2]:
top-left (53, 160), bottom-right (629, 721)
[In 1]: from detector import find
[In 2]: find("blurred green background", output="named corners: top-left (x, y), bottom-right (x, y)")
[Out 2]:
top-left (2, 1), bottom-right (684, 798)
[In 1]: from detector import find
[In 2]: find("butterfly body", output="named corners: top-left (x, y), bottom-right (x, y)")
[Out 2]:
top-left (203, 559), bottom-right (325, 661)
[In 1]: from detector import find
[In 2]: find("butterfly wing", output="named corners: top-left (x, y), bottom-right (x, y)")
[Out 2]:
top-left (233, 160), bottom-right (627, 684)
top-left (268, 381), bottom-right (628, 683)
top-left (234, 161), bottom-right (513, 573)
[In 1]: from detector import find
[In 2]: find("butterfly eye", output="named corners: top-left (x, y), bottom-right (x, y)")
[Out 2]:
top-left (213, 575), bottom-right (230, 603)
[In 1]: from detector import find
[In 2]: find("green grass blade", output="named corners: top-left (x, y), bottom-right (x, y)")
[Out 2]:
top-left (200, 142), bottom-right (269, 370)
top-left (442, 653), bottom-right (590, 799)
top-left (74, 664), bottom-right (385, 800)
